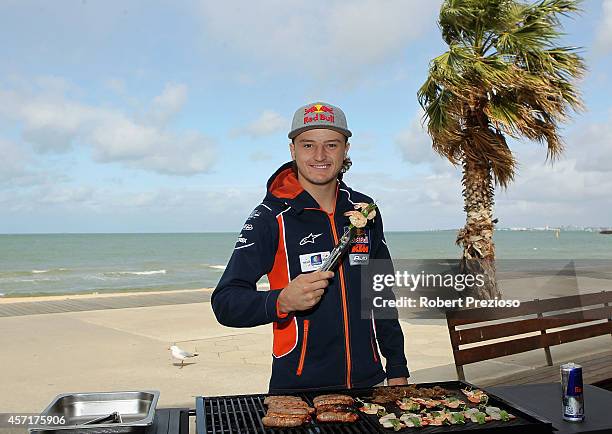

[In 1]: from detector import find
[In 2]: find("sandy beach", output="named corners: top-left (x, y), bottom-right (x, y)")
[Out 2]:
top-left (1, 281), bottom-right (610, 414)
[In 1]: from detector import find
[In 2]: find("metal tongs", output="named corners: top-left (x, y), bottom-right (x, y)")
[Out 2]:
top-left (320, 226), bottom-right (355, 272)
top-left (82, 411), bottom-right (123, 425)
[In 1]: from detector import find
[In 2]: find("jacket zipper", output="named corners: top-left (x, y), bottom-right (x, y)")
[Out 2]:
top-left (326, 213), bottom-right (352, 389)
top-left (296, 319), bottom-right (309, 376)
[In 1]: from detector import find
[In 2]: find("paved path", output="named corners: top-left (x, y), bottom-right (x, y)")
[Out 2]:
top-left (0, 291), bottom-right (212, 317)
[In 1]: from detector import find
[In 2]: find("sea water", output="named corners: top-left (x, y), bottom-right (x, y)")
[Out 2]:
top-left (0, 231), bottom-right (610, 297)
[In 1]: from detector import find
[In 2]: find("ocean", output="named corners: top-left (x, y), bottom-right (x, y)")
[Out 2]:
top-left (1, 231), bottom-right (611, 297)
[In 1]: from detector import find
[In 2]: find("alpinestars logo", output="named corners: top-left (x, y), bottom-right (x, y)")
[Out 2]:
top-left (299, 233), bottom-right (322, 246)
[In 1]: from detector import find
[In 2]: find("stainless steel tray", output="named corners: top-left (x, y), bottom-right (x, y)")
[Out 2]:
top-left (29, 390), bottom-right (159, 433)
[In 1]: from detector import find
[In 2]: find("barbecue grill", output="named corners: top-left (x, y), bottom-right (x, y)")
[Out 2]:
top-left (195, 381), bottom-right (554, 434)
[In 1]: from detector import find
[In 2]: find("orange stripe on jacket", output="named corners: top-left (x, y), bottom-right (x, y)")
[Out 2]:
top-left (268, 212), bottom-right (297, 358)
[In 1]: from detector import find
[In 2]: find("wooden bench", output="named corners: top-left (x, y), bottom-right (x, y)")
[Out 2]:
top-left (446, 290), bottom-right (612, 383)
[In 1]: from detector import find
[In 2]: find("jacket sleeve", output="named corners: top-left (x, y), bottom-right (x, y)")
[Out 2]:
top-left (370, 210), bottom-right (410, 379)
top-left (211, 204), bottom-right (289, 327)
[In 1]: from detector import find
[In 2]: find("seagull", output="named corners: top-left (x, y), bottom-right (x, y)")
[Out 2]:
top-left (169, 344), bottom-right (199, 368)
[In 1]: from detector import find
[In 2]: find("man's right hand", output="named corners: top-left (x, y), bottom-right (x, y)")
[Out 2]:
top-left (277, 271), bottom-right (334, 314)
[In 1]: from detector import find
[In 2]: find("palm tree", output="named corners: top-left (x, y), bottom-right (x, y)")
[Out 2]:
top-left (418, 0), bottom-right (585, 299)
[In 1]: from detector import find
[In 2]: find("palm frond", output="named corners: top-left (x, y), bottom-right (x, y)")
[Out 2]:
top-left (419, 0), bottom-right (584, 184)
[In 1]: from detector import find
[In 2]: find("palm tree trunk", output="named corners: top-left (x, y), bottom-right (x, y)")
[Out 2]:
top-left (456, 158), bottom-right (502, 300)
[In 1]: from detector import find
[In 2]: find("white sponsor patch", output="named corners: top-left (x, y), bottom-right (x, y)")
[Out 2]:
top-left (242, 224), bottom-right (253, 231)
top-left (349, 253), bottom-right (369, 266)
top-left (299, 251), bottom-right (331, 272)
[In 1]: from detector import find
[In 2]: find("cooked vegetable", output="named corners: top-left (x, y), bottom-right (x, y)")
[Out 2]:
top-left (358, 402), bottom-right (386, 415)
top-left (397, 398), bottom-right (420, 412)
top-left (450, 412), bottom-right (465, 424)
top-left (474, 411), bottom-right (487, 424)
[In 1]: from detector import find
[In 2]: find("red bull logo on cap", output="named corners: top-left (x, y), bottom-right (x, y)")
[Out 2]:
top-left (303, 104), bottom-right (335, 125)
top-left (304, 104), bottom-right (334, 114)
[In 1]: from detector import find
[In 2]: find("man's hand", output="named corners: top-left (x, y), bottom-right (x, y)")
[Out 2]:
top-left (387, 377), bottom-right (409, 386)
top-left (277, 271), bottom-right (334, 313)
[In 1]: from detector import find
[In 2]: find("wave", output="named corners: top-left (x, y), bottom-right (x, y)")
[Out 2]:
top-left (31, 268), bottom-right (69, 274)
top-left (0, 268), bottom-right (70, 278)
top-left (14, 278), bottom-right (57, 283)
top-left (105, 270), bottom-right (167, 276)
top-left (207, 264), bottom-right (226, 271)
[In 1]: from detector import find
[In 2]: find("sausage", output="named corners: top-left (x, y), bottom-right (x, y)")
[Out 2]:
top-left (264, 395), bottom-right (303, 405)
top-left (267, 404), bottom-right (315, 414)
top-left (314, 404), bottom-right (354, 413)
top-left (266, 407), bottom-right (311, 417)
top-left (262, 415), bottom-right (306, 427)
top-left (314, 398), bottom-right (355, 408)
top-left (265, 400), bottom-right (310, 409)
top-left (316, 412), bottom-right (359, 423)
top-left (313, 394), bottom-right (354, 404)
top-left (266, 400), bottom-right (310, 408)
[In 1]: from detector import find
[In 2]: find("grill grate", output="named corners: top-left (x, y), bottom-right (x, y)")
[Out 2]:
top-left (195, 382), bottom-right (554, 434)
top-left (196, 393), bottom-right (380, 434)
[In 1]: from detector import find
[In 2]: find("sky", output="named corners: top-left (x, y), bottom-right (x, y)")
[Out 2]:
top-left (1, 0), bottom-right (611, 233)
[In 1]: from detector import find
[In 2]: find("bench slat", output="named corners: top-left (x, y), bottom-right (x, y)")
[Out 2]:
top-left (447, 291), bottom-right (612, 326)
top-left (454, 321), bottom-right (612, 366)
top-left (452, 305), bottom-right (612, 345)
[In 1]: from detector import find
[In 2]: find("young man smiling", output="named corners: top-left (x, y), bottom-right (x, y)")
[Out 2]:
top-left (212, 102), bottom-right (409, 393)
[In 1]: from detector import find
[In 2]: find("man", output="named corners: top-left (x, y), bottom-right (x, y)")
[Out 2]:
top-left (212, 102), bottom-right (409, 393)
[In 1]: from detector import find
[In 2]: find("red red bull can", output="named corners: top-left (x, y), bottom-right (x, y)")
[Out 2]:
top-left (561, 362), bottom-right (584, 422)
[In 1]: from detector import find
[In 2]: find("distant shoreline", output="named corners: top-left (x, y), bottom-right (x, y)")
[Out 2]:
top-left (0, 229), bottom-right (609, 235)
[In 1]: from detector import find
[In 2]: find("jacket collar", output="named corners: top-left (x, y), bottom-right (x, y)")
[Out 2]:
top-left (265, 161), bottom-right (354, 215)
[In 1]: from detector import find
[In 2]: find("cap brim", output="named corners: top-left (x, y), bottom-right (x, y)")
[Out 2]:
top-left (288, 125), bottom-right (352, 139)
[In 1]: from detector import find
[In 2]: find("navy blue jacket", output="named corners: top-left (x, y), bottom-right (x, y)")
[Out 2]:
top-left (212, 162), bottom-right (409, 393)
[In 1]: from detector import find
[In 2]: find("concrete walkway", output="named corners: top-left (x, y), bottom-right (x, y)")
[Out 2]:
top-left (0, 297), bottom-right (609, 413)
top-left (0, 289), bottom-right (212, 317)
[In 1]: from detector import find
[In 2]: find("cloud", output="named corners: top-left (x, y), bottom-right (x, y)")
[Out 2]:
top-left (0, 81), bottom-right (217, 176)
top-left (90, 123), bottom-right (216, 176)
top-left (104, 78), bottom-right (126, 95)
top-left (572, 116), bottom-right (612, 173)
top-left (349, 131), bottom-right (376, 152)
top-left (344, 169), bottom-right (464, 230)
top-left (0, 138), bottom-right (32, 183)
top-left (356, 107), bottom-right (612, 230)
top-left (395, 110), bottom-right (434, 164)
top-left (231, 110), bottom-right (287, 138)
top-left (0, 184), bottom-right (266, 233)
top-left (495, 157), bottom-right (612, 227)
top-left (249, 150), bottom-right (274, 161)
top-left (146, 83), bottom-right (188, 125)
top-left (197, 0), bottom-right (440, 78)
top-left (595, 0), bottom-right (612, 54)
